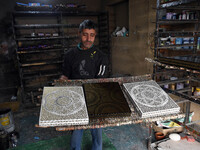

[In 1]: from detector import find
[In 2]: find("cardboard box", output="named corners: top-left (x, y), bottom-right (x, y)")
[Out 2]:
top-left (0, 101), bottom-right (20, 112)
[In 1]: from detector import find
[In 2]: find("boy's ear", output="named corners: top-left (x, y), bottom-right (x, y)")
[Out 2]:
top-left (78, 31), bottom-right (81, 36)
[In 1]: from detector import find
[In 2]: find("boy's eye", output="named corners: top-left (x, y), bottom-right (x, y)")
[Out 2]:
top-left (90, 34), bottom-right (95, 37)
top-left (82, 33), bottom-right (87, 36)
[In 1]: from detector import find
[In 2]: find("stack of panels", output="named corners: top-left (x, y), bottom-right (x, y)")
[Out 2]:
top-left (123, 80), bottom-right (180, 118)
top-left (39, 86), bottom-right (89, 127)
top-left (83, 82), bottom-right (131, 118)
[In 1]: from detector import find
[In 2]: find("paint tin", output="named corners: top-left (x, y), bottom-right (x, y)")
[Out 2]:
top-left (169, 84), bottom-right (176, 90)
top-left (160, 37), bottom-right (168, 46)
top-left (176, 83), bottom-right (184, 90)
top-left (175, 38), bottom-right (183, 50)
top-left (169, 77), bottom-right (177, 90)
top-left (0, 130), bottom-right (9, 150)
top-left (170, 37), bottom-right (176, 45)
top-left (0, 109), bottom-right (15, 133)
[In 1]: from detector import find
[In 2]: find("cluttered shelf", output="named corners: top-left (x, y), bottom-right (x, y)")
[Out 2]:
top-left (158, 6), bottom-right (200, 10)
top-left (22, 72), bottom-right (61, 80)
top-left (13, 11), bottom-right (102, 16)
top-left (157, 43), bottom-right (195, 48)
top-left (20, 60), bottom-right (63, 67)
top-left (158, 19), bottom-right (198, 24)
top-left (14, 24), bottom-right (79, 29)
top-left (145, 57), bottom-right (200, 73)
top-left (16, 36), bottom-right (78, 41)
top-left (156, 56), bottom-right (200, 71)
top-left (17, 48), bottom-right (63, 54)
top-left (159, 0), bottom-right (197, 7)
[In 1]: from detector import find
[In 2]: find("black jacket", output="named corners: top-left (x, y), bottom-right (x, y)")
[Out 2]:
top-left (62, 46), bottom-right (109, 79)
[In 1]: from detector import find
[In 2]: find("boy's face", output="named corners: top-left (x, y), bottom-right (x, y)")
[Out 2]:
top-left (80, 29), bottom-right (96, 50)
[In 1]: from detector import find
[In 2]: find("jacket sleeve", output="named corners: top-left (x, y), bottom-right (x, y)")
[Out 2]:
top-left (96, 52), bottom-right (109, 78)
top-left (62, 51), bottom-right (72, 78)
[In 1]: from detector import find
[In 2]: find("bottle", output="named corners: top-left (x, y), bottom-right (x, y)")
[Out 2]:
top-left (197, 37), bottom-right (200, 50)
top-left (182, 11), bottom-right (186, 20)
top-left (194, 87), bottom-right (200, 97)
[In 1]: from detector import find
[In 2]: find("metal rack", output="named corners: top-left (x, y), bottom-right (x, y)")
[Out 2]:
top-left (12, 10), bottom-right (110, 104)
top-left (155, 0), bottom-right (200, 58)
top-left (151, 0), bottom-right (200, 146)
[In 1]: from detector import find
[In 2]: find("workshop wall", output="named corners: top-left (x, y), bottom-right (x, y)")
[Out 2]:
top-left (102, 0), bottom-right (155, 76)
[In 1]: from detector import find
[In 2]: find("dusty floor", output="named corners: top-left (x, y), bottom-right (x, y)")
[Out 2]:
top-left (12, 107), bottom-right (150, 150)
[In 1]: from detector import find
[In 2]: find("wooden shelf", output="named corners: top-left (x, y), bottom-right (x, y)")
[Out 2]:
top-left (22, 72), bottom-right (61, 80)
top-left (17, 48), bottom-right (63, 54)
top-left (20, 60), bottom-right (63, 67)
top-left (157, 44), bottom-right (195, 49)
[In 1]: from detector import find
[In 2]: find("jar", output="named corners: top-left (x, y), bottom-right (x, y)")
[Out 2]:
top-left (190, 12), bottom-right (195, 20)
top-left (169, 84), bottom-right (176, 90)
top-left (166, 12), bottom-right (173, 20)
top-left (172, 13), bottom-right (177, 20)
top-left (170, 37), bottom-right (176, 45)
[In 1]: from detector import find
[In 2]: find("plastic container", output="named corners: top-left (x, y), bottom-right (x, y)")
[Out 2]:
top-left (175, 38), bottom-right (183, 45)
top-left (0, 109), bottom-right (15, 133)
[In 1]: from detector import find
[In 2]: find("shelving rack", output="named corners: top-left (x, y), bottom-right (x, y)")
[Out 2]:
top-left (12, 9), bottom-right (110, 104)
top-left (152, 0), bottom-right (200, 140)
top-left (154, 0), bottom-right (200, 75)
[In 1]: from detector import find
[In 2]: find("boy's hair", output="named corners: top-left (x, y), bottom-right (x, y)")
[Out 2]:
top-left (79, 20), bottom-right (96, 33)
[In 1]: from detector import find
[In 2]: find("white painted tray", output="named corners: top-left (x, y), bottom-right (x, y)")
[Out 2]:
top-left (39, 86), bottom-right (89, 127)
top-left (123, 80), bottom-right (180, 118)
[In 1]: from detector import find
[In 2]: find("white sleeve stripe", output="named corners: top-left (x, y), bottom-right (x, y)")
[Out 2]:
top-left (101, 65), bottom-right (106, 76)
top-left (97, 65), bottom-right (102, 76)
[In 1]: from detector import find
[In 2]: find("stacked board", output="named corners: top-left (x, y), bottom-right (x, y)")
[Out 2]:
top-left (123, 80), bottom-right (180, 118)
top-left (39, 86), bottom-right (89, 127)
top-left (39, 80), bottom-right (180, 127)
